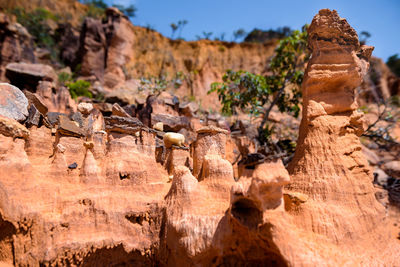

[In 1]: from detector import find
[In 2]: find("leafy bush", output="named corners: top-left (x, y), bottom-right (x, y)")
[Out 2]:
top-left (10, 7), bottom-right (59, 59)
top-left (66, 80), bottom-right (92, 99)
top-left (58, 72), bottom-right (73, 85)
top-left (387, 54), bottom-right (400, 77)
top-left (82, 0), bottom-right (137, 19)
top-left (82, 0), bottom-right (106, 19)
top-left (85, 0), bottom-right (107, 9)
top-left (391, 95), bottom-right (400, 107)
top-left (233, 29), bottom-right (246, 42)
top-left (244, 27), bottom-right (292, 43)
top-left (359, 31), bottom-right (371, 45)
top-left (112, 4), bottom-right (137, 17)
top-left (209, 25), bottom-right (309, 144)
top-left (170, 20), bottom-right (188, 39)
top-left (210, 70), bottom-right (268, 116)
top-left (218, 45), bottom-right (226, 52)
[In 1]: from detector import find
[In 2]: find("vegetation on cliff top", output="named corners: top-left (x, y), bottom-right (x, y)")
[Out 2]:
top-left (209, 25), bottom-right (309, 145)
top-left (9, 7), bottom-right (60, 60)
top-left (244, 27), bottom-right (292, 43)
top-left (59, 72), bottom-right (93, 99)
top-left (82, 0), bottom-right (137, 19)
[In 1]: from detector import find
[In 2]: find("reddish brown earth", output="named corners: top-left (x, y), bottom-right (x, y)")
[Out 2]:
top-left (286, 9), bottom-right (399, 265)
top-left (0, 5), bottom-right (399, 267)
top-left (74, 7), bottom-right (278, 109)
top-left (0, 0), bottom-right (87, 27)
top-left (0, 2), bottom-right (398, 110)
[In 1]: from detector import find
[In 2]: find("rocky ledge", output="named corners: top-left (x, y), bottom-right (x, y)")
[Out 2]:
top-left (0, 9), bottom-right (399, 267)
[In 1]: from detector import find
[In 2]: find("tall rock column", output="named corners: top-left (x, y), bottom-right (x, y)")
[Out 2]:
top-left (286, 9), bottom-right (399, 265)
top-left (103, 8), bottom-right (135, 89)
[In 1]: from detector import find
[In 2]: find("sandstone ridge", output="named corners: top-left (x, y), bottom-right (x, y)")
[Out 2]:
top-left (0, 8), bottom-right (399, 267)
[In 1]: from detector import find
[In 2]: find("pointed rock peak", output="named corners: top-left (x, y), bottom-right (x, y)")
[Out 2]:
top-left (303, 9), bottom-right (375, 115)
top-left (308, 9), bottom-right (359, 50)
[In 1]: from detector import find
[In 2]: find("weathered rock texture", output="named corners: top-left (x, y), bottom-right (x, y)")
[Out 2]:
top-left (124, 34), bottom-right (277, 108)
top-left (70, 7), bottom-right (278, 108)
top-left (2, 1), bottom-right (399, 110)
top-left (0, 125), bottom-right (170, 266)
top-left (0, 8), bottom-right (399, 267)
top-left (5, 62), bottom-right (57, 91)
top-left (361, 57), bottom-right (400, 102)
top-left (286, 9), bottom-right (400, 265)
top-left (35, 81), bottom-right (77, 114)
top-left (0, 12), bottom-right (35, 78)
top-left (0, 83), bottom-right (28, 121)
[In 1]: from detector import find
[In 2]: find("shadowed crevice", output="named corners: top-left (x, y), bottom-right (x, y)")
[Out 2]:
top-left (0, 213), bottom-right (16, 265)
top-left (231, 198), bottom-right (262, 230)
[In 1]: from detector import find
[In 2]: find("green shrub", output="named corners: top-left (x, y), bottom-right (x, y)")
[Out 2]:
top-left (387, 54), bottom-right (400, 77)
top-left (188, 95), bottom-right (196, 102)
top-left (359, 105), bottom-right (369, 114)
top-left (82, 0), bottom-right (137, 19)
top-left (10, 7), bottom-right (59, 59)
top-left (391, 95), bottom-right (400, 107)
top-left (58, 72), bottom-right (73, 85)
top-left (209, 25), bottom-right (309, 144)
top-left (244, 27), bottom-right (292, 43)
top-left (85, 0), bottom-right (107, 9)
top-left (66, 80), bottom-right (92, 99)
top-left (233, 28), bottom-right (246, 42)
top-left (112, 4), bottom-right (137, 17)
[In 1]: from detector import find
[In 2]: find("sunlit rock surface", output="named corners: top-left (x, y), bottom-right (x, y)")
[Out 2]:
top-left (0, 8), bottom-right (399, 267)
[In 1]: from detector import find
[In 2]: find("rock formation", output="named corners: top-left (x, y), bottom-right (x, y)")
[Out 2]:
top-left (63, 6), bottom-right (279, 108)
top-left (361, 56), bottom-right (400, 103)
top-left (0, 110), bottom-right (171, 266)
top-left (1, 1), bottom-right (398, 110)
top-left (0, 7), bottom-right (399, 267)
top-left (162, 126), bottom-right (235, 266)
top-left (5, 62), bottom-right (57, 91)
top-left (0, 12), bottom-right (35, 78)
top-left (0, 0), bottom-right (87, 28)
top-left (78, 16), bottom-right (107, 83)
top-left (0, 83), bottom-right (28, 121)
top-left (286, 9), bottom-right (400, 265)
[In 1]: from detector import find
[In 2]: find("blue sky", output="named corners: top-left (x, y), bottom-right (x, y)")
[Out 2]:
top-left (106, 0), bottom-right (399, 61)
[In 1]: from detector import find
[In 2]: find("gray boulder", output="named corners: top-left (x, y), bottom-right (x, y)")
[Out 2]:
top-left (0, 83), bottom-right (29, 122)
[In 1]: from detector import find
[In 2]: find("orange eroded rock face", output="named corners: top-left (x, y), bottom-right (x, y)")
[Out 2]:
top-left (74, 8), bottom-right (278, 110)
top-left (0, 124), bottom-right (170, 266)
top-left (0, 8), bottom-right (399, 267)
top-left (285, 9), bottom-right (400, 265)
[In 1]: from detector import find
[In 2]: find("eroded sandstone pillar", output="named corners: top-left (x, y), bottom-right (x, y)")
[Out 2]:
top-left (192, 126), bottom-right (229, 179)
top-left (285, 9), bottom-right (399, 265)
